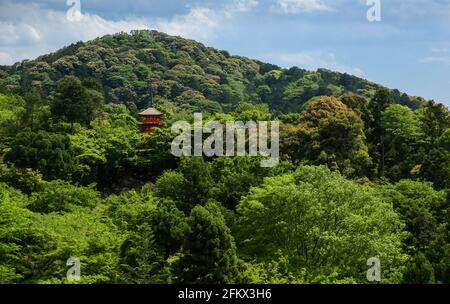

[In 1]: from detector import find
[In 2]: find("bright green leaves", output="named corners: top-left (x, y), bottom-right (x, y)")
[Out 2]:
top-left (236, 166), bottom-right (407, 283)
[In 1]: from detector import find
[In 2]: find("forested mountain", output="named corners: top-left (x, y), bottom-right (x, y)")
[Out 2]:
top-left (0, 30), bottom-right (449, 284)
top-left (0, 30), bottom-right (424, 114)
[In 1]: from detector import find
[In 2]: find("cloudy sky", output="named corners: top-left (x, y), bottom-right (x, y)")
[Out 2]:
top-left (1, 0), bottom-right (450, 105)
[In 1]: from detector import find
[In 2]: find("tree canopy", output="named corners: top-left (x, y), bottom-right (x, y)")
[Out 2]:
top-left (0, 30), bottom-right (448, 284)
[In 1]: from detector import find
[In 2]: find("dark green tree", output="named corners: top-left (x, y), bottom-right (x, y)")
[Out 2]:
top-left (403, 253), bottom-right (435, 284)
top-left (367, 88), bottom-right (394, 176)
top-left (5, 130), bottom-right (74, 180)
top-left (119, 224), bottom-right (166, 283)
top-left (175, 201), bottom-right (238, 283)
top-left (51, 76), bottom-right (102, 126)
top-left (28, 180), bottom-right (100, 213)
top-left (420, 148), bottom-right (450, 189)
top-left (179, 157), bottom-right (213, 210)
top-left (420, 100), bottom-right (450, 142)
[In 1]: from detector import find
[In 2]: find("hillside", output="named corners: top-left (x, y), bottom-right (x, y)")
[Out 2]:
top-left (0, 30), bottom-right (449, 285)
top-left (0, 30), bottom-right (424, 114)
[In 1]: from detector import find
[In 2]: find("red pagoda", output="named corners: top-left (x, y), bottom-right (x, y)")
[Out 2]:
top-left (138, 107), bottom-right (164, 134)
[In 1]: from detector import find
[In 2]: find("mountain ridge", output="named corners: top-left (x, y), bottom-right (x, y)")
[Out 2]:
top-left (0, 30), bottom-right (427, 113)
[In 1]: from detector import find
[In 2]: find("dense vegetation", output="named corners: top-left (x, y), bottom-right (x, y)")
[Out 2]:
top-left (0, 30), bottom-right (449, 284)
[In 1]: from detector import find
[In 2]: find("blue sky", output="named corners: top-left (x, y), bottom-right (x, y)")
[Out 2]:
top-left (1, 0), bottom-right (450, 105)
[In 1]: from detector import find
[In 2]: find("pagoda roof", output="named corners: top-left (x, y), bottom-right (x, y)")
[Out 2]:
top-left (138, 107), bottom-right (164, 116)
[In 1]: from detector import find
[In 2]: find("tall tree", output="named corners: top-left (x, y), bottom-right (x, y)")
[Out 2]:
top-left (281, 96), bottom-right (372, 177)
top-left (51, 76), bottom-right (102, 126)
top-left (367, 88), bottom-right (394, 176)
top-left (179, 157), bottom-right (213, 210)
top-left (381, 104), bottom-right (425, 180)
top-left (420, 100), bottom-right (450, 142)
top-left (175, 201), bottom-right (238, 283)
top-left (5, 130), bottom-right (74, 180)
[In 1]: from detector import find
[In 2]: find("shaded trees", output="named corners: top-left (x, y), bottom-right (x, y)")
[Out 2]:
top-left (174, 201), bottom-right (238, 283)
top-left (367, 88), bottom-right (394, 176)
top-left (381, 180), bottom-right (450, 283)
top-left (51, 76), bottom-right (103, 126)
top-left (5, 130), bottom-right (74, 181)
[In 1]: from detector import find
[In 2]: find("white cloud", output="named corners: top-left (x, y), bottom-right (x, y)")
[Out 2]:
top-left (0, 0), bottom-right (259, 64)
top-left (0, 22), bottom-right (17, 45)
top-left (225, 0), bottom-right (259, 16)
top-left (0, 22), bottom-right (42, 45)
top-left (275, 51), bottom-right (364, 76)
top-left (420, 56), bottom-right (450, 64)
top-left (0, 52), bottom-right (13, 65)
top-left (154, 8), bottom-right (219, 41)
top-left (277, 0), bottom-right (332, 13)
top-left (430, 46), bottom-right (450, 53)
top-left (420, 44), bottom-right (450, 64)
top-left (154, 0), bottom-right (258, 40)
top-left (0, 1), bottom-right (150, 64)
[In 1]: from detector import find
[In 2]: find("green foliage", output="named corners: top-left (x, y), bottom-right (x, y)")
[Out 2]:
top-left (174, 201), bottom-right (238, 283)
top-left (380, 180), bottom-right (450, 283)
top-left (155, 170), bottom-right (187, 204)
top-left (138, 127), bottom-right (179, 179)
top-left (380, 104), bottom-right (425, 180)
top-left (51, 76), bottom-right (103, 126)
top-left (178, 157), bottom-right (213, 210)
top-left (24, 209), bottom-right (124, 283)
top-left (281, 96), bottom-right (372, 177)
top-left (210, 156), bottom-right (274, 209)
top-left (119, 224), bottom-right (167, 283)
top-left (0, 94), bottom-right (26, 149)
top-left (238, 258), bottom-right (306, 284)
top-left (4, 30), bottom-right (420, 115)
top-left (0, 183), bottom-right (123, 283)
top-left (0, 183), bottom-right (32, 282)
top-left (403, 253), bottom-right (435, 284)
top-left (5, 130), bottom-right (74, 180)
top-left (420, 148), bottom-right (450, 189)
top-left (420, 100), bottom-right (450, 141)
top-left (0, 162), bottom-right (45, 194)
top-left (382, 104), bottom-right (423, 141)
top-left (0, 30), bottom-right (448, 285)
top-left (28, 180), bottom-right (101, 213)
top-left (105, 187), bottom-right (187, 259)
top-left (367, 88), bottom-right (395, 176)
top-left (236, 166), bottom-right (407, 283)
top-left (235, 102), bottom-right (271, 121)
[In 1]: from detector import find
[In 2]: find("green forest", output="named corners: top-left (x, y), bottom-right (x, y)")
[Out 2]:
top-left (0, 30), bottom-right (449, 284)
